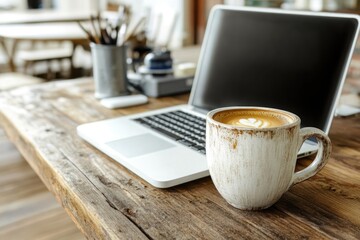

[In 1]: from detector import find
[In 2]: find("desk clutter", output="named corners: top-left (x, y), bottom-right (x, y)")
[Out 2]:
top-left (128, 49), bottom-right (196, 98)
top-left (77, 6), bottom-right (196, 107)
top-left (77, 6), bottom-right (132, 46)
top-left (100, 94), bottom-right (148, 109)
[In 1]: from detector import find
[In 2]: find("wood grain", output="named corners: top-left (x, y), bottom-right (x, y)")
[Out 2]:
top-left (0, 78), bottom-right (359, 239)
top-left (0, 129), bottom-right (84, 240)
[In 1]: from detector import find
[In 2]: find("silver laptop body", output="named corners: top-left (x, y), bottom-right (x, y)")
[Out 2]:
top-left (78, 6), bottom-right (360, 188)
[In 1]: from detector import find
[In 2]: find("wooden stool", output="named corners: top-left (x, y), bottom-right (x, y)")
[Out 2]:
top-left (0, 73), bottom-right (44, 91)
top-left (17, 47), bottom-right (73, 80)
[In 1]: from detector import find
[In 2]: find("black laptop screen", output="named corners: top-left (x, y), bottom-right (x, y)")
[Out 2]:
top-left (191, 8), bottom-right (358, 130)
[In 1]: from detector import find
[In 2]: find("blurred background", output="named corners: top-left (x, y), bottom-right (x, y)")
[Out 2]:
top-left (0, 1), bottom-right (359, 239)
top-left (1, 0), bottom-right (360, 82)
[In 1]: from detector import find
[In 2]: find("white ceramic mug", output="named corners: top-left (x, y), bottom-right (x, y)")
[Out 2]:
top-left (206, 106), bottom-right (331, 210)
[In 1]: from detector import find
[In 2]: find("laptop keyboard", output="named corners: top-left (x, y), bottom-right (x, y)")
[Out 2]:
top-left (133, 111), bottom-right (206, 154)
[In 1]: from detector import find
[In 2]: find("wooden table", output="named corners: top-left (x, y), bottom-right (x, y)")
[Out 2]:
top-left (0, 22), bottom-right (89, 72)
top-left (0, 9), bottom-right (96, 72)
top-left (0, 78), bottom-right (359, 239)
top-left (0, 10), bottom-right (121, 72)
top-left (0, 22), bottom-right (89, 40)
top-left (0, 9), bottom-right (95, 25)
top-left (0, 10), bottom-right (119, 25)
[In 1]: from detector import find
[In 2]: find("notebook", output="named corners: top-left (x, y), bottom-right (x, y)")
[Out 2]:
top-left (77, 6), bottom-right (360, 188)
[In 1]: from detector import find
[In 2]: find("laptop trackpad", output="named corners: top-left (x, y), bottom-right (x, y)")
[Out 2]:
top-left (106, 133), bottom-right (175, 158)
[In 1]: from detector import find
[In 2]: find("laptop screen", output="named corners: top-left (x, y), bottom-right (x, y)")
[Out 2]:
top-left (191, 7), bottom-right (358, 131)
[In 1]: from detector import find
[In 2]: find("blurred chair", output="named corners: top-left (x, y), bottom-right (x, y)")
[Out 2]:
top-left (17, 41), bottom-right (73, 79)
top-left (16, 0), bottom-right (101, 80)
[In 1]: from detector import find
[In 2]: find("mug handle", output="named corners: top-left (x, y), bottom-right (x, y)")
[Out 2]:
top-left (291, 127), bottom-right (332, 186)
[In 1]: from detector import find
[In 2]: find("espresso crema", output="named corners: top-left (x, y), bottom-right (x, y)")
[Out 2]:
top-left (213, 109), bottom-right (294, 128)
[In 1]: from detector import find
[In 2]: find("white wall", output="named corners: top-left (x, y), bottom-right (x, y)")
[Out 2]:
top-left (224, 0), bottom-right (244, 5)
top-left (52, 0), bottom-right (104, 11)
top-left (1, 0), bottom-right (106, 10)
top-left (3, 0), bottom-right (27, 9)
top-left (115, 0), bottom-right (189, 49)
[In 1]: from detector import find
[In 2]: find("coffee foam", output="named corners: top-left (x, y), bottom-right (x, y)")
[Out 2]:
top-left (213, 109), bottom-right (294, 128)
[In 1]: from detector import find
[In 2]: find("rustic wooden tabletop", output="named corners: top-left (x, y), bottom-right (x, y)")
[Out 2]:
top-left (0, 78), bottom-right (359, 239)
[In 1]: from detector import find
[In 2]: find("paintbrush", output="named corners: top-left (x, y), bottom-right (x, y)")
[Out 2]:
top-left (90, 15), bottom-right (100, 44)
top-left (77, 21), bottom-right (96, 43)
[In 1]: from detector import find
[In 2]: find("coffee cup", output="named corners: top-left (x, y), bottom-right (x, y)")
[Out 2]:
top-left (206, 106), bottom-right (331, 210)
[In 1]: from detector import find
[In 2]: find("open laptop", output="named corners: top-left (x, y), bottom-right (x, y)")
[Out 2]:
top-left (77, 6), bottom-right (360, 188)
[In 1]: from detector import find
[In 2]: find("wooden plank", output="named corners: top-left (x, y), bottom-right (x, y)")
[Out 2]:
top-left (0, 116), bottom-right (149, 239)
top-left (0, 79), bottom-right (161, 239)
top-left (0, 78), bottom-right (359, 239)
top-left (0, 132), bottom-right (84, 240)
top-left (0, 206), bottom-right (85, 240)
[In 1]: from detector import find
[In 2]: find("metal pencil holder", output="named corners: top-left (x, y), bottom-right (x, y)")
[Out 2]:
top-left (91, 43), bottom-right (130, 99)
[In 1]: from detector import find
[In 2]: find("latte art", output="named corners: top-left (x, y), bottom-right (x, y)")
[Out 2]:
top-left (239, 118), bottom-right (269, 128)
top-left (225, 116), bottom-right (272, 128)
top-left (213, 109), bottom-right (294, 128)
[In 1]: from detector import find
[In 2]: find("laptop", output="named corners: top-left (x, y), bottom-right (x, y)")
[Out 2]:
top-left (77, 6), bottom-right (360, 188)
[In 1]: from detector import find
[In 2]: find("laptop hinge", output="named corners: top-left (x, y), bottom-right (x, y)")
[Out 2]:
top-left (188, 106), bottom-right (209, 115)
